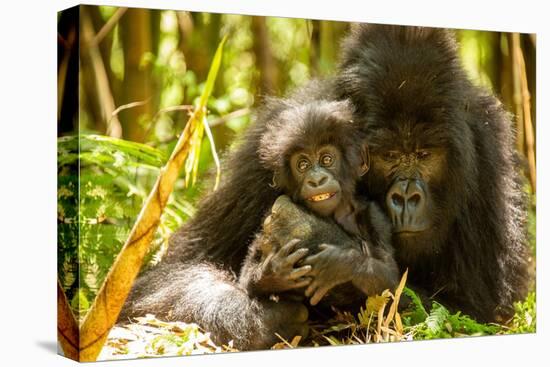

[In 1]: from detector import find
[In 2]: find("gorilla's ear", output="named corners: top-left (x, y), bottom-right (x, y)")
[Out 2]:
top-left (358, 143), bottom-right (370, 177)
top-left (269, 171), bottom-right (280, 189)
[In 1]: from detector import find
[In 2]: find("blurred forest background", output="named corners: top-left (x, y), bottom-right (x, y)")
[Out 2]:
top-left (57, 5), bottom-right (536, 335)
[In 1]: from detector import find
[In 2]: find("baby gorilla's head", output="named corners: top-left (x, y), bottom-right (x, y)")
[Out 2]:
top-left (259, 99), bottom-right (369, 217)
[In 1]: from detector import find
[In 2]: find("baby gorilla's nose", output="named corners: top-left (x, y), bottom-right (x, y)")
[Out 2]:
top-left (306, 171), bottom-right (329, 188)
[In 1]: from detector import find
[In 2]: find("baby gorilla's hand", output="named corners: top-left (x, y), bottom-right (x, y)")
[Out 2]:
top-left (302, 244), bottom-right (359, 305)
top-left (260, 239), bottom-right (313, 293)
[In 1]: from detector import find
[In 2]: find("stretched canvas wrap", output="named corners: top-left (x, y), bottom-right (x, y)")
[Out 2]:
top-left (57, 4), bottom-right (536, 362)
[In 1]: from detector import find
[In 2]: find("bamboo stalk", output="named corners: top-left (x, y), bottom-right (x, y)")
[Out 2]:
top-left (509, 33), bottom-right (524, 155)
top-left (81, 8), bottom-right (123, 138)
top-left (57, 28), bottom-right (75, 122)
top-left (510, 33), bottom-right (536, 192)
top-left (516, 38), bottom-right (536, 192)
top-left (90, 7), bottom-right (127, 47)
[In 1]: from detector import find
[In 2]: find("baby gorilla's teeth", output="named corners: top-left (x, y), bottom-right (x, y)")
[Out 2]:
top-left (309, 193), bottom-right (333, 202)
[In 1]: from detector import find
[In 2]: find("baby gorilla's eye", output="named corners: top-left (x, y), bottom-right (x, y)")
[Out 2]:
top-left (320, 154), bottom-right (334, 167)
top-left (297, 159), bottom-right (311, 172)
top-left (416, 150), bottom-right (431, 160)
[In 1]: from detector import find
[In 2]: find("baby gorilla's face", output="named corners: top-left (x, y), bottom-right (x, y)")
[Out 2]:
top-left (289, 144), bottom-right (343, 217)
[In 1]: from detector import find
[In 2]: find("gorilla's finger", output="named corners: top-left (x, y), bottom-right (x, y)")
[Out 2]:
top-left (286, 248), bottom-right (309, 265)
top-left (261, 251), bottom-right (276, 271)
top-left (304, 283), bottom-right (317, 298)
top-left (278, 238), bottom-right (301, 256)
top-left (310, 287), bottom-right (330, 306)
top-left (301, 253), bottom-right (322, 266)
top-left (287, 278), bottom-right (312, 289)
top-left (289, 265), bottom-right (312, 279)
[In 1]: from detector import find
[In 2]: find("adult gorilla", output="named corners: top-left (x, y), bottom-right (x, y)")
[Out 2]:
top-left (119, 24), bottom-right (531, 348)
top-left (336, 25), bottom-right (531, 321)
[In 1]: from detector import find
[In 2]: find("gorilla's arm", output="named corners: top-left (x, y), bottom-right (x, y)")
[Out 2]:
top-left (303, 242), bottom-right (398, 305)
top-left (303, 201), bottom-right (399, 305)
top-left (352, 201), bottom-right (399, 295)
top-left (120, 82), bottom-right (336, 350)
top-left (349, 245), bottom-right (399, 297)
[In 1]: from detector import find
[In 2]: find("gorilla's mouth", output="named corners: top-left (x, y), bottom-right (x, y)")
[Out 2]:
top-left (394, 227), bottom-right (431, 236)
top-left (396, 230), bottom-right (423, 236)
top-left (307, 192), bottom-right (336, 202)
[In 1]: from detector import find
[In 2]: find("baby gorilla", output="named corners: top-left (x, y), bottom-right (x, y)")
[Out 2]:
top-left (239, 99), bottom-right (398, 306)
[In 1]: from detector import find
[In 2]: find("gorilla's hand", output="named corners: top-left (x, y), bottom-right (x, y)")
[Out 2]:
top-left (266, 196), bottom-right (364, 300)
top-left (238, 197), bottom-right (321, 296)
top-left (302, 244), bottom-right (359, 305)
top-left (251, 238), bottom-right (312, 294)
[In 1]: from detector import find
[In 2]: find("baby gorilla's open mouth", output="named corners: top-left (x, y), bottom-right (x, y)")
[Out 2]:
top-left (307, 192), bottom-right (336, 202)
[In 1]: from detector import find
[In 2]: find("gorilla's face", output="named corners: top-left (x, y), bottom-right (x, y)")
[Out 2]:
top-left (368, 121), bottom-right (448, 241)
top-left (289, 145), bottom-right (344, 217)
top-left (362, 110), bottom-right (463, 259)
top-left (336, 25), bottom-right (478, 260)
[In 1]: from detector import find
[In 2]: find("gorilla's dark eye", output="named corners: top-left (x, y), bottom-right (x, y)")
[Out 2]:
top-left (416, 150), bottom-right (431, 160)
top-left (320, 154), bottom-right (334, 167)
top-left (297, 159), bottom-right (311, 172)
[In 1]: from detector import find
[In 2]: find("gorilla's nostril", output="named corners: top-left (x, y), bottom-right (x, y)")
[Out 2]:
top-left (392, 193), bottom-right (404, 207)
top-left (409, 193), bottom-right (421, 206)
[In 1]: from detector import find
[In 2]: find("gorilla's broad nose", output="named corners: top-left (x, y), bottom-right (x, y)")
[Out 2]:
top-left (386, 178), bottom-right (428, 233)
top-left (306, 171), bottom-right (328, 188)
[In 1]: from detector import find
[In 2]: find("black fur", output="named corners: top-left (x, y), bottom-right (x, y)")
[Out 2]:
top-left (119, 24), bottom-right (532, 350)
top-left (335, 24), bottom-right (531, 321)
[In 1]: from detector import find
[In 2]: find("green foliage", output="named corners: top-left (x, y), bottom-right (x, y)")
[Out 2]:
top-left (59, 32), bottom-right (229, 318)
top-left (459, 30), bottom-right (498, 90)
top-left (402, 287), bottom-right (428, 324)
top-left (148, 324), bottom-right (204, 355)
top-left (507, 292), bottom-right (536, 334)
top-left (58, 135), bottom-right (194, 318)
top-left (424, 303), bottom-right (450, 335)
top-left (401, 289), bottom-right (500, 340)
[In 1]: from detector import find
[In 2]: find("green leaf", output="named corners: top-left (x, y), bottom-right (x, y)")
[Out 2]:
top-left (425, 302), bottom-right (450, 334)
top-left (202, 116), bottom-right (221, 189)
top-left (198, 35), bottom-right (227, 108)
top-left (402, 287), bottom-right (428, 324)
top-left (182, 35), bottom-right (227, 189)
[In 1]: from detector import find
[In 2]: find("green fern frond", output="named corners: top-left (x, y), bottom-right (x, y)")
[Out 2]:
top-left (425, 302), bottom-right (450, 334)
